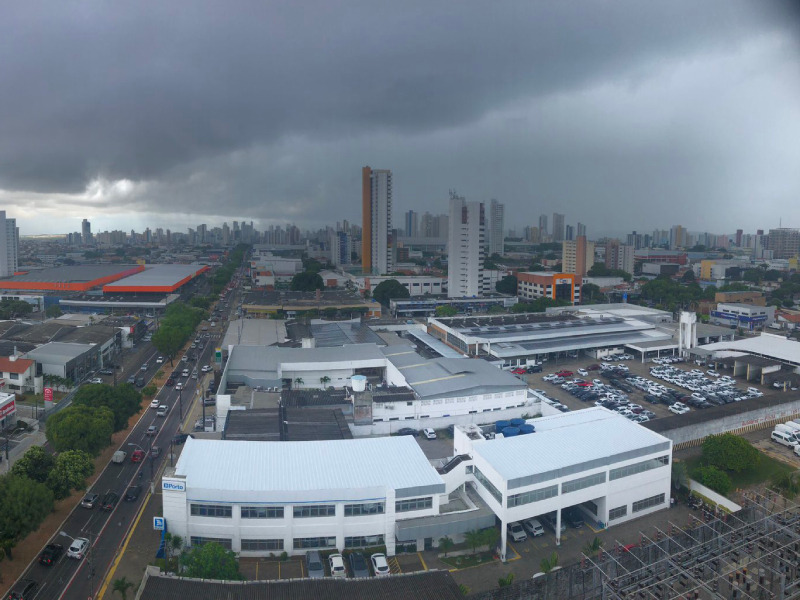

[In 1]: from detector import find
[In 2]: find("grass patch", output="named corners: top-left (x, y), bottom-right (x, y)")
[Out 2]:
top-left (685, 448), bottom-right (795, 493)
top-left (441, 551), bottom-right (497, 569)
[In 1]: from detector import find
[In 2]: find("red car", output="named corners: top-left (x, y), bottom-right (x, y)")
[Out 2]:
top-left (511, 368), bottom-right (527, 375)
top-left (131, 449), bottom-right (146, 463)
top-left (586, 364), bottom-right (601, 371)
top-left (555, 370), bottom-right (574, 377)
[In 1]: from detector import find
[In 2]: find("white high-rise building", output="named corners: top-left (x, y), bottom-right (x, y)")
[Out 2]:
top-left (488, 199), bottom-right (505, 257)
top-left (361, 166), bottom-right (393, 275)
top-left (448, 194), bottom-right (488, 298)
top-left (0, 211), bottom-right (19, 278)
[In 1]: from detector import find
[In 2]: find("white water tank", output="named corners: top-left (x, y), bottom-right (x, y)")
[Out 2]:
top-left (351, 375), bottom-right (367, 392)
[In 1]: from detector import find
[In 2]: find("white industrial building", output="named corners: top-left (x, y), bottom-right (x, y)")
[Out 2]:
top-left (161, 408), bottom-right (672, 560)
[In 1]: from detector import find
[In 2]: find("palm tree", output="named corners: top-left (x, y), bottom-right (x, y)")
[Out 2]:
top-left (319, 375), bottom-right (331, 387)
top-left (438, 535), bottom-right (454, 557)
top-left (540, 551), bottom-right (559, 573)
top-left (582, 537), bottom-right (603, 558)
top-left (294, 377), bottom-right (304, 388)
top-left (112, 577), bottom-right (134, 600)
top-left (480, 528), bottom-right (500, 553)
top-left (464, 529), bottom-right (483, 555)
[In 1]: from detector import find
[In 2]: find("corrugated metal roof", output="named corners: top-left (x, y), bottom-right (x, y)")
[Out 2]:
top-left (175, 436), bottom-right (443, 494)
top-left (700, 333), bottom-right (800, 366)
top-left (104, 263), bottom-right (208, 288)
top-left (489, 329), bottom-right (671, 357)
top-left (473, 407), bottom-right (670, 482)
top-left (404, 329), bottom-right (465, 358)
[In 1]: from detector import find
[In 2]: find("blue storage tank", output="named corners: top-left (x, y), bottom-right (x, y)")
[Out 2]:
top-left (509, 418), bottom-right (526, 428)
top-left (495, 420), bottom-right (511, 433)
top-left (519, 424), bottom-right (536, 435)
top-left (502, 427), bottom-right (520, 437)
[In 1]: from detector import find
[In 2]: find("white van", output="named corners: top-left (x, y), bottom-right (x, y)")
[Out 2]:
top-left (775, 424), bottom-right (800, 442)
top-left (783, 421), bottom-right (800, 435)
top-left (771, 430), bottom-right (798, 448)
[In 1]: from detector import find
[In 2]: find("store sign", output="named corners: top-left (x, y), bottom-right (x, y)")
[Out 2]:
top-left (162, 480), bottom-right (186, 492)
top-left (0, 399), bottom-right (16, 419)
top-left (43, 387), bottom-right (53, 402)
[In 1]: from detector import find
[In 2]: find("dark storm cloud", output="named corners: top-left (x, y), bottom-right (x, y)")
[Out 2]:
top-left (0, 0), bottom-right (798, 233)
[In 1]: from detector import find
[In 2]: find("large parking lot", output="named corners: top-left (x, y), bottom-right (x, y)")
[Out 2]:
top-left (518, 354), bottom-right (776, 424)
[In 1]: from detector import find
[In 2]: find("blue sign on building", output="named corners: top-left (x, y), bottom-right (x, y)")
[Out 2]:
top-left (153, 517), bottom-right (165, 531)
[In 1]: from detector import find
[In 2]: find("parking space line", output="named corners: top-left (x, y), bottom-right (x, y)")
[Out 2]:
top-left (417, 551), bottom-right (428, 571)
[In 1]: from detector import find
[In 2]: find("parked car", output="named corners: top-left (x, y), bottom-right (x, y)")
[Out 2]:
top-left (101, 491), bottom-right (119, 511)
top-left (67, 537), bottom-right (90, 559)
top-left (422, 428), bottom-right (437, 440)
top-left (371, 553), bottom-right (390, 576)
top-left (396, 428), bottom-right (418, 437)
top-left (563, 507), bottom-right (585, 528)
top-left (39, 543), bottom-right (64, 566)
top-left (124, 485), bottom-right (142, 502)
top-left (349, 551), bottom-right (370, 578)
top-left (81, 493), bottom-right (100, 509)
top-left (305, 550), bottom-right (324, 579)
top-left (507, 521), bottom-right (528, 542)
top-left (329, 553), bottom-right (346, 578)
top-left (99, 368), bottom-right (114, 375)
top-left (7, 579), bottom-right (37, 600)
top-left (172, 433), bottom-right (190, 445)
top-left (89, 377), bottom-right (103, 384)
top-left (523, 518), bottom-right (545, 537)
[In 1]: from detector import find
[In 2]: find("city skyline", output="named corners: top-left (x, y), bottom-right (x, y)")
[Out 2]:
top-left (0, 1), bottom-right (798, 236)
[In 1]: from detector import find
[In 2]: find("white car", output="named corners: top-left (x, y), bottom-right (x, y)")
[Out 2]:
top-left (156, 356), bottom-right (164, 364)
top-left (201, 365), bottom-right (212, 373)
top-left (175, 382), bottom-right (183, 391)
top-left (507, 521), bottom-right (528, 542)
top-left (150, 398), bottom-right (161, 409)
top-left (669, 403), bottom-right (690, 415)
top-left (328, 553), bottom-right (346, 578)
top-left (67, 537), bottom-right (90, 559)
top-left (371, 553), bottom-right (390, 576)
top-left (89, 378), bottom-right (103, 384)
top-left (577, 369), bottom-right (588, 376)
top-left (422, 428), bottom-right (437, 440)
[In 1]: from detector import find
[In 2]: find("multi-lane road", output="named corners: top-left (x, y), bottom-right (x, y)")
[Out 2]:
top-left (13, 331), bottom-right (218, 600)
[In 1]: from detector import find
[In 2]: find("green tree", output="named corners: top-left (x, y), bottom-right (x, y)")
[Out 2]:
top-left (180, 542), bottom-right (243, 580)
top-left (435, 305), bottom-right (458, 317)
top-left (495, 275), bottom-right (517, 295)
top-left (11, 446), bottom-right (55, 484)
top-left (112, 577), bottom-right (135, 600)
top-left (464, 529), bottom-right (483, 554)
top-left (480, 527), bottom-right (500, 552)
top-left (290, 271), bottom-right (324, 291)
top-left (0, 474), bottom-right (54, 559)
top-left (701, 433), bottom-right (759, 473)
top-left (294, 377), bottom-right (304, 387)
top-left (45, 305), bottom-right (63, 318)
top-left (682, 270), bottom-right (696, 282)
top-left (671, 460), bottom-right (689, 491)
top-left (772, 472), bottom-right (800, 499)
top-left (152, 325), bottom-right (186, 366)
top-left (0, 299), bottom-right (33, 319)
top-left (741, 269), bottom-right (762, 284)
top-left (692, 465), bottom-right (732, 496)
top-left (46, 450), bottom-right (95, 499)
top-left (46, 405), bottom-right (115, 455)
top-left (141, 384), bottom-right (158, 398)
top-left (371, 279), bottom-right (410, 306)
top-left (581, 283), bottom-right (600, 303)
top-left (319, 375), bottom-right (331, 387)
top-left (72, 383), bottom-right (142, 432)
top-left (498, 572), bottom-right (515, 587)
top-left (438, 535), bottom-right (454, 557)
top-left (582, 537), bottom-right (604, 558)
top-left (488, 305), bottom-right (506, 314)
top-left (539, 551), bottom-right (559, 573)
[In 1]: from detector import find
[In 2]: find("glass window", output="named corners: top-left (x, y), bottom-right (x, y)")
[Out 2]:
top-left (473, 466), bottom-right (503, 504)
top-left (293, 536), bottom-right (336, 550)
top-left (190, 536), bottom-right (232, 549)
top-left (293, 504), bottom-right (336, 518)
top-left (241, 506), bottom-right (284, 519)
top-left (345, 534), bottom-right (385, 548)
top-left (241, 539), bottom-right (283, 551)
top-left (507, 484), bottom-right (558, 508)
top-left (609, 506), bottom-right (627, 520)
top-left (632, 493), bottom-right (665, 513)
top-left (344, 502), bottom-right (385, 516)
top-left (190, 504), bottom-right (232, 518)
top-left (395, 497), bottom-right (433, 512)
top-left (609, 456), bottom-right (669, 481)
top-left (562, 472), bottom-right (606, 494)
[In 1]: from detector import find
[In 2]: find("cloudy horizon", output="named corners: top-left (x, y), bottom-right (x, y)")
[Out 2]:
top-left (2, 0), bottom-right (799, 238)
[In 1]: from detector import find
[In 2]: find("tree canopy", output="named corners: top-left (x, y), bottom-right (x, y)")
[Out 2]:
top-left (0, 299), bottom-right (33, 319)
top-left (46, 450), bottom-right (95, 499)
top-left (46, 405), bottom-right (115, 455)
top-left (72, 383), bottom-right (142, 431)
top-left (0, 474), bottom-right (54, 552)
top-left (290, 271), bottom-right (324, 291)
top-left (511, 298), bottom-right (571, 313)
top-left (371, 279), bottom-right (410, 306)
top-left (181, 542), bottom-right (243, 580)
top-left (11, 446), bottom-right (55, 484)
top-left (581, 283), bottom-right (601, 303)
top-left (435, 305), bottom-right (458, 317)
top-left (495, 275), bottom-right (517, 295)
top-left (701, 433), bottom-right (759, 473)
top-left (692, 465), bottom-right (732, 496)
top-left (587, 263), bottom-right (632, 282)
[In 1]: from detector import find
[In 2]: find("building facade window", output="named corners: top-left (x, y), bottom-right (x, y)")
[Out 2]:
top-left (507, 484), bottom-right (558, 508)
top-left (190, 504), bottom-right (232, 518)
top-left (241, 539), bottom-right (284, 551)
top-left (395, 497), bottom-right (433, 513)
top-left (632, 493), bottom-right (665, 513)
top-left (241, 506), bottom-right (284, 519)
top-left (190, 536), bottom-right (232, 549)
top-left (344, 502), bottom-right (385, 516)
top-left (562, 472), bottom-right (606, 494)
top-left (293, 504), bottom-right (336, 518)
top-left (473, 466), bottom-right (503, 505)
top-left (345, 534), bottom-right (385, 548)
top-left (608, 506), bottom-right (628, 521)
top-left (293, 536), bottom-right (337, 550)
top-left (609, 456), bottom-right (669, 481)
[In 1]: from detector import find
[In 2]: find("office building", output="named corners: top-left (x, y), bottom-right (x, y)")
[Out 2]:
top-left (516, 271), bottom-right (579, 305)
top-left (447, 194), bottom-right (488, 298)
top-left (404, 210), bottom-right (419, 238)
top-left (488, 199), bottom-right (505, 257)
top-left (562, 236), bottom-right (595, 278)
top-left (604, 240), bottom-right (635, 275)
top-left (552, 213), bottom-right (565, 242)
top-left (669, 225), bottom-right (685, 250)
top-left (0, 211), bottom-right (19, 278)
top-left (81, 218), bottom-right (92, 245)
top-left (361, 166), bottom-right (393, 275)
top-left (767, 228), bottom-right (800, 259)
top-left (538, 214), bottom-right (549, 238)
top-left (565, 225), bottom-right (574, 241)
top-left (577, 222), bottom-right (587, 238)
top-left (330, 230), bottom-right (351, 267)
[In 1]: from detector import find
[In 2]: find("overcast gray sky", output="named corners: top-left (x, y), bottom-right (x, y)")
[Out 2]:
top-left (1, 0), bottom-right (798, 238)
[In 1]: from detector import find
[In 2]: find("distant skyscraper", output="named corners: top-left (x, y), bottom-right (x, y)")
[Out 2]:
top-left (0, 211), bottom-right (19, 277)
top-left (552, 213), bottom-right (565, 242)
top-left (361, 166), bottom-right (393, 274)
top-left (488, 199), bottom-right (505, 257)
top-left (448, 193), bottom-right (487, 298)
top-left (404, 210), bottom-right (418, 238)
top-left (735, 229), bottom-right (743, 247)
top-left (538, 214), bottom-right (549, 237)
top-left (81, 218), bottom-right (92, 245)
top-left (577, 222), bottom-right (586, 238)
top-left (565, 224), bottom-right (575, 241)
top-left (330, 230), bottom-right (352, 267)
top-left (669, 225), bottom-right (685, 250)
top-left (562, 235), bottom-right (594, 279)
top-left (767, 228), bottom-right (800, 259)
